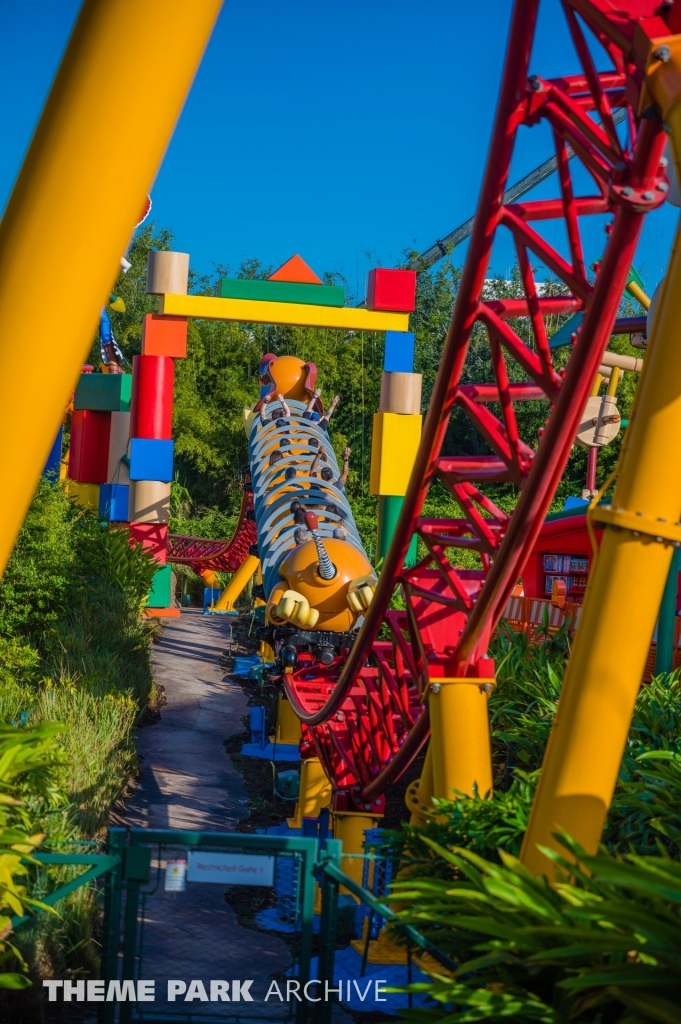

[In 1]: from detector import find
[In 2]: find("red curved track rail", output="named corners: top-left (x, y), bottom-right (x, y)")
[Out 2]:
top-left (167, 490), bottom-right (257, 572)
top-left (282, 0), bottom-right (672, 810)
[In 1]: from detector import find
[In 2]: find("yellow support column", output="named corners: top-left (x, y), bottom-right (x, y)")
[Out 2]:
top-left (429, 679), bottom-right (494, 802)
top-left (405, 743), bottom-right (434, 827)
top-left (273, 692), bottom-right (302, 746)
top-left (521, 48), bottom-right (681, 876)
top-left (286, 758), bottom-right (332, 829)
top-left (213, 554), bottom-right (260, 611)
top-left (0, 0), bottom-right (222, 576)
top-left (332, 811), bottom-right (381, 895)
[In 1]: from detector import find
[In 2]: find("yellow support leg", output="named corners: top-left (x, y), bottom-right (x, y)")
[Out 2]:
top-left (0, 0), bottom-right (222, 577)
top-left (521, 84), bottom-right (681, 876)
top-left (338, 809), bottom-right (408, 965)
top-left (429, 679), bottom-right (493, 802)
top-left (213, 555), bottom-right (260, 611)
top-left (286, 758), bottom-right (332, 829)
top-left (405, 743), bottom-right (434, 827)
top-left (332, 811), bottom-right (381, 897)
top-left (272, 692), bottom-right (302, 746)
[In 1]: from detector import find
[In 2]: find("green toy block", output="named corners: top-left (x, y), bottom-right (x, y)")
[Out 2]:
top-left (626, 265), bottom-right (646, 292)
top-left (147, 564), bottom-right (172, 608)
top-left (549, 311), bottom-right (583, 349)
top-left (219, 278), bottom-right (345, 307)
top-left (73, 373), bottom-right (132, 412)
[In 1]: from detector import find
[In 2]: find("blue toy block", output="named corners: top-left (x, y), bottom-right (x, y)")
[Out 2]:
top-left (129, 438), bottom-right (174, 482)
top-left (43, 425), bottom-right (63, 478)
top-left (240, 742), bottom-right (300, 760)
top-left (203, 587), bottom-right (221, 609)
top-left (563, 495), bottom-right (589, 511)
top-left (98, 483), bottom-right (130, 522)
top-left (232, 654), bottom-right (262, 677)
top-left (384, 330), bottom-right (415, 373)
top-left (249, 706), bottom-right (267, 747)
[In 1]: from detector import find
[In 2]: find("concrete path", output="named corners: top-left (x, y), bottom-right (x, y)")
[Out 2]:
top-left (126, 609), bottom-right (249, 832)
top-left (122, 609), bottom-right (293, 1019)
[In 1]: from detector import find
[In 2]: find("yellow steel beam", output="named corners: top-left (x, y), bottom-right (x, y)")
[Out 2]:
top-left (159, 292), bottom-right (410, 333)
top-left (213, 554), bottom-right (260, 611)
top-left (626, 279), bottom-right (651, 310)
top-left (0, 0), bottom-right (222, 576)
top-left (521, 39), bottom-right (681, 877)
top-left (429, 679), bottom-right (493, 804)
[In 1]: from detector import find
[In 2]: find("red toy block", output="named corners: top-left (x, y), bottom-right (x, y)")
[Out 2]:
top-left (366, 268), bottom-right (417, 312)
top-left (268, 254), bottom-right (323, 285)
top-left (128, 522), bottom-right (168, 564)
top-left (68, 410), bottom-right (111, 483)
top-left (142, 314), bottom-right (188, 358)
top-left (130, 355), bottom-right (174, 439)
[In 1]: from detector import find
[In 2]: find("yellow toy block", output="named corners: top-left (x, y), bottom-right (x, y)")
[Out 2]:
top-left (159, 292), bottom-right (410, 334)
top-left (370, 412), bottom-right (422, 496)
top-left (243, 405), bottom-right (257, 436)
top-left (66, 481), bottom-right (100, 510)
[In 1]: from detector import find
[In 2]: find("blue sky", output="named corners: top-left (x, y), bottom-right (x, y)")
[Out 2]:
top-left (1, 0), bottom-right (677, 300)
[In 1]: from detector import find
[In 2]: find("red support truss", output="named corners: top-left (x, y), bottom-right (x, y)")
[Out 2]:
top-left (281, 0), bottom-right (673, 810)
top-left (167, 490), bottom-right (257, 573)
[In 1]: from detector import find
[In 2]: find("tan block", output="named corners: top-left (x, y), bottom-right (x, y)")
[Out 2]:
top-left (129, 480), bottom-right (171, 523)
top-left (107, 411), bottom-right (130, 484)
top-left (146, 251), bottom-right (189, 295)
top-left (379, 371), bottom-right (422, 415)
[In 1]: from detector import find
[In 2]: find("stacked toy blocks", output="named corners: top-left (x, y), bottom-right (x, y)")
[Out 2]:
top-left (370, 330), bottom-right (422, 564)
top-left (134, 251), bottom-right (190, 616)
top-left (68, 369), bottom-right (132, 513)
top-left (219, 254), bottom-right (344, 308)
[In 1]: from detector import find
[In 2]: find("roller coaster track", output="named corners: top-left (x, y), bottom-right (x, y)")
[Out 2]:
top-left (167, 491), bottom-right (257, 572)
top-left (282, 0), bottom-right (671, 810)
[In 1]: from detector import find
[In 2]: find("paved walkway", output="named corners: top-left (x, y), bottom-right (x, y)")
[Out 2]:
top-left (123, 610), bottom-right (293, 1019)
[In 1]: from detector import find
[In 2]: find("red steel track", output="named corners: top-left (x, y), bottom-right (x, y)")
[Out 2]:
top-left (167, 490), bottom-right (257, 572)
top-left (282, 0), bottom-right (672, 810)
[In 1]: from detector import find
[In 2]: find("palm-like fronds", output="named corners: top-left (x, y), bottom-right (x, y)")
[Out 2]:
top-left (392, 835), bottom-right (681, 1023)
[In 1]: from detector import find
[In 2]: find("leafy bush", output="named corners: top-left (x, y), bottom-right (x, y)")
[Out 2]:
top-left (393, 835), bottom-right (681, 1024)
top-left (0, 723), bottom-right (64, 990)
top-left (0, 480), bottom-right (158, 997)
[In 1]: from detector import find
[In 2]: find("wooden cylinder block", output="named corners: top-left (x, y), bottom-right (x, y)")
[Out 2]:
top-left (379, 371), bottom-right (422, 415)
top-left (128, 480), bottom-right (171, 523)
top-left (146, 250), bottom-right (189, 295)
top-left (130, 355), bottom-right (174, 439)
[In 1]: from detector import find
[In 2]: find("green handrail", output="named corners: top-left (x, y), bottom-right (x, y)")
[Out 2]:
top-left (11, 853), bottom-right (120, 929)
top-left (315, 858), bottom-right (458, 975)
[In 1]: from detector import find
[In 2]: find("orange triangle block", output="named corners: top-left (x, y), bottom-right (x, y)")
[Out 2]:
top-left (268, 254), bottom-right (323, 285)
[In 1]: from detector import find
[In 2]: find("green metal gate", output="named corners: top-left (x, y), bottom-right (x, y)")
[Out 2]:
top-left (100, 828), bottom-right (319, 1024)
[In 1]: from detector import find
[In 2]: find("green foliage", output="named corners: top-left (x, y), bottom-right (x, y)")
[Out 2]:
top-left (393, 836), bottom-right (681, 1024)
top-left (379, 642), bottom-right (681, 877)
top-left (0, 479), bottom-right (156, 642)
top-left (0, 479), bottom-right (159, 992)
top-left (0, 480), bottom-right (156, 706)
top-left (0, 723), bottom-right (65, 989)
top-left (386, 770), bottom-right (540, 874)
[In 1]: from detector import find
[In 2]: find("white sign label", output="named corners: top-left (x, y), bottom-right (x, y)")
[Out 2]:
top-left (164, 860), bottom-right (187, 892)
top-left (187, 851), bottom-right (275, 886)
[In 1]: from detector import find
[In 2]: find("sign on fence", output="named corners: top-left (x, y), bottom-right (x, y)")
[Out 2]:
top-left (164, 860), bottom-right (187, 891)
top-left (187, 851), bottom-right (275, 886)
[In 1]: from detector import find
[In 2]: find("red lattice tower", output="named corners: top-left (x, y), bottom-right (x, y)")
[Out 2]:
top-left (282, 0), bottom-right (674, 811)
